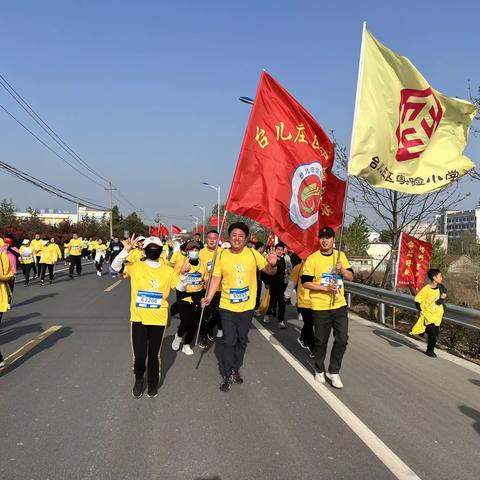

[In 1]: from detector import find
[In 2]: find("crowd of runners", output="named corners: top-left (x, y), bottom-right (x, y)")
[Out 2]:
top-left (0, 222), bottom-right (446, 399)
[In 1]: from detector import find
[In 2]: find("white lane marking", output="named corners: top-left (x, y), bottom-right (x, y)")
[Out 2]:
top-left (348, 312), bottom-right (480, 376)
top-left (104, 279), bottom-right (122, 292)
top-left (253, 318), bottom-right (421, 480)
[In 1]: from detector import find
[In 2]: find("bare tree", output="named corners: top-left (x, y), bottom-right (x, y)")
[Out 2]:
top-left (332, 132), bottom-right (470, 288)
top-left (467, 80), bottom-right (480, 182)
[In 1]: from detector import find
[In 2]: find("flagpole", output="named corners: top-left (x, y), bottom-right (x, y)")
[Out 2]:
top-left (334, 21), bottom-right (367, 305)
top-left (194, 209), bottom-right (228, 346)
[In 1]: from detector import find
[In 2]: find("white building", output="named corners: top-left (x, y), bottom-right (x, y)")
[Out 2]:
top-left (436, 206), bottom-right (480, 242)
top-left (14, 205), bottom-right (110, 227)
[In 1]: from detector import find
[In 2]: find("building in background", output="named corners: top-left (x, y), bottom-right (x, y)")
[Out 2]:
top-left (436, 206), bottom-right (480, 242)
top-left (14, 205), bottom-right (110, 227)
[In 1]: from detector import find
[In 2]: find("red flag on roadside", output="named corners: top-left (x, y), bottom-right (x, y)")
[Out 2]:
top-left (159, 224), bottom-right (169, 237)
top-left (396, 232), bottom-right (433, 291)
top-left (209, 215), bottom-right (218, 227)
top-left (171, 225), bottom-right (182, 234)
top-left (149, 226), bottom-right (160, 237)
top-left (226, 71), bottom-right (335, 259)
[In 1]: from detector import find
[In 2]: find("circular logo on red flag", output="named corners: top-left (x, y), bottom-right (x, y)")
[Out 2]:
top-left (289, 162), bottom-right (323, 230)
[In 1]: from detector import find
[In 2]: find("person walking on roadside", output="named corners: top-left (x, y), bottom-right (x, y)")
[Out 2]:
top-left (30, 232), bottom-right (43, 279)
top-left (39, 237), bottom-right (62, 285)
top-left (94, 239), bottom-right (108, 276)
top-left (111, 235), bottom-right (176, 398)
top-left (202, 222), bottom-right (278, 392)
top-left (0, 247), bottom-right (14, 368)
top-left (198, 229), bottom-right (223, 348)
top-left (302, 227), bottom-right (353, 389)
top-left (285, 260), bottom-right (314, 358)
top-left (109, 236), bottom-right (124, 277)
top-left (67, 233), bottom-right (84, 278)
top-left (19, 239), bottom-right (35, 285)
top-left (263, 243), bottom-right (289, 329)
top-left (171, 241), bottom-right (208, 355)
top-left (1, 235), bottom-right (20, 307)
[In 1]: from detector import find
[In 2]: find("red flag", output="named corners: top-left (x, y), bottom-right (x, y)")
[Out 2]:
top-left (318, 172), bottom-right (346, 231)
top-left (226, 71), bottom-right (334, 259)
top-left (209, 215), bottom-right (218, 227)
top-left (396, 232), bottom-right (433, 291)
top-left (159, 224), bottom-right (169, 237)
top-left (171, 225), bottom-right (182, 234)
top-left (149, 226), bottom-right (159, 236)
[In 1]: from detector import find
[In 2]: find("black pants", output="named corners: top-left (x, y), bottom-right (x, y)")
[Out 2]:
top-left (96, 256), bottom-right (104, 272)
top-left (32, 257), bottom-right (40, 277)
top-left (267, 283), bottom-right (287, 322)
top-left (8, 277), bottom-right (15, 299)
top-left (313, 306), bottom-right (348, 374)
top-left (40, 264), bottom-right (54, 282)
top-left (298, 307), bottom-right (314, 351)
top-left (254, 273), bottom-right (263, 310)
top-left (425, 323), bottom-right (439, 352)
top-left (220, 308), bottom-right (253, 376)
top-left (131, 322), bottom-right (166, 387)
top-left (201, 291), bottom-right (222, 335)
top-left (177, 300), bottom-right (202, 345)
top-left (69, 255), bottom-right (82, 276)
top-left (23, 264), bottom-right (33, 284)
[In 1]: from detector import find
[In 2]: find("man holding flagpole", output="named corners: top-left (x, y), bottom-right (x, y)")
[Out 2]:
top-left (202, 222), bottom-right (277, 392)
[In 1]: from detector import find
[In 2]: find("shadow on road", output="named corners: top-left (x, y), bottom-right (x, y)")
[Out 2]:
top-left (12, 293), bottom-right (58, 308)
top-left (0, 322), bottom-right (44, 346)
top-left (469, 379), bottom-right (480, 387)
top-left (458, 405), bottom-right (480, 436)
top-left (194, 477), bottom-right (221, 480)
top-left (0, 312), bottom-right (41, 328)
top-left (372, 329), bottom-right (423, 352)
top-left (0, 326), bottom-right (73, 377)
top-left (159, 334), bottom-right (178, 388)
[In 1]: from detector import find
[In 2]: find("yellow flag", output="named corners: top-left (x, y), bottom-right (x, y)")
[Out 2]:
top-left (349, 26), bottom-right (477, 194)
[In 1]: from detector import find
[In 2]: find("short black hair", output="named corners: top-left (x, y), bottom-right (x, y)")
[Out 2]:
top-left (427, 268), bottom-right (441, 281)
top-left (194, 232), bottom-right (201, 237)
top-left (254, 241), bottom-right (264, 249)
top-left (228, 222), bottom-right (249, 237)
top-left (207, 229), bottom-right (219, 235)
top-left (275, 242), bottom-right (285, 249)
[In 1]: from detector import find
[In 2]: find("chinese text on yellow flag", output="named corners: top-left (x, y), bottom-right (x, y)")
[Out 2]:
top-left (349, 27), bottom-right (477, 194)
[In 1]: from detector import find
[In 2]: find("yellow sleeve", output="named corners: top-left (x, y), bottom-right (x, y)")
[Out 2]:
top-left (56, 245), bottom-right (62, 259)
top-left (253, 249), bottom-right (268, 270)
top-left (0, 252), bottom-right (12, 279)
top-left (302, 254), bottom-right (315, 278)
top-left (289, 263), bottom-right (301, 283)
top-left (124, 261), bottom-right (136, 279)
top-left (414, 287), bottom-right (426, 304)
top-left (212, 252), bottom-right (222, 278)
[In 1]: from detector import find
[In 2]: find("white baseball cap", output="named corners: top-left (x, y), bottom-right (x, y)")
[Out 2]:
top-left (136, 236), bottom-right (146, 242)
top-left (142, 236), bottom-right (163, 248)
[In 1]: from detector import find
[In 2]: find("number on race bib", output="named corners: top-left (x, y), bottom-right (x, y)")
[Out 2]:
top-left (135, 290), bottom-right (163, 309)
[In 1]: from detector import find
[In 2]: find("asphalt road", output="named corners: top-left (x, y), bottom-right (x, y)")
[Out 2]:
top-left (0, 262), bottom-right (479, 480)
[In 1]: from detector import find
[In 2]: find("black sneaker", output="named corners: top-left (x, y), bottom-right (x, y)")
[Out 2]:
top-left (69, 274), bottom-right (74, 279)
top-left (0, 352), bottom-right (5, 368)
top-left (297, 337), bottom-right (308, 349)
top-left (132, 380), bottom-right (144, 398)
top-left (40, 280), bottom-right (44, 286)
top-left (199, 336), bottom-right (208, 350)
top-left (219, 375), bottom-right (233, 392)
top-left (309, 350), bottom-right (315, 359)
top-left (231, 370), bottom-right (243, 384)
top-left (425, 350), bottom-right (437, 358)
top-left (147, 385), bottom-right (158, 398)
top-left (207, 331), bottom-right (215, 341)
top-left (49, 280), bottom-right (53, 285)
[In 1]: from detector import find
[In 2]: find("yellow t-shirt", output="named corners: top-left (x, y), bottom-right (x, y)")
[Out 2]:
top-left (0, 251), bottom-right (13, 312)
top-left (30, 239), bottom-right (44, 257)
top-left (289, 262), bottom-right (311, 309)
top-left (88, 240), bottom-right (97, 251)
top-left (95, 243), bottom-right (108, 256)
top-left (414, 285), bottom-right (444, 327)
top-left (63, 243), bottom-right (70, 256)
top-left (40, 244), bottom-right (62, 265)
top-left (67, 238), bottom-right (84, 256)
top-left (19, 246), bottom-right (34, 264)
top-left (302, 250), bottom-right (351, 311)
top-left (124, 260), bottom-right (176, 326)
top-left (213, 247), bottom-right (268, 312)
top-left (180, 260), bottom-right (209, 303)
top-left (127, 248), bottom-right (144, 263)
top-left (199, 247), bottom-right (222, 291)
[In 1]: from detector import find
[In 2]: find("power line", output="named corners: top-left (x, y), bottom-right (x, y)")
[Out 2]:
top-left (0, 159), bottom-right (108, 210)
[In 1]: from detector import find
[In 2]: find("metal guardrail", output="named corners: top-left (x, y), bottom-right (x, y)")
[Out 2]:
top-left (344, 281), bottom-right (480, 331)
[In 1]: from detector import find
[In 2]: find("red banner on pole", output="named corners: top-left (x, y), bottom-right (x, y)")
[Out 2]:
top-left (226, 71), bottom-right (335, 259)
top-left (159, 224), bottom-right (169, 237)
top-left (149, 226), bottom-right (160, 237)
top-left (209, 215), bottom-right (218, 227)
top-left (171, 225), bottom-right (182, 234)
top-left (396, 232), bottom-right (432, 291)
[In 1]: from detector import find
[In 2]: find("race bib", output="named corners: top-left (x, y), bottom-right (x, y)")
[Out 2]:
top-left (187, 271), bottom-right (202, 286)
top-left (230, 287), bottom-right (250, 304)
top-left (135, 290), bottom-right (163, 309)
top-left (22, 255), bottom-right (31, 261)
top-left (71, 245), bottom-right (80, 251)
top-left (320, 273), bottom-right (343, 289)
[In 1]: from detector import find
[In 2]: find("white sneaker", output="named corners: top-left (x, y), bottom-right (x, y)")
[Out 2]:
top-left (297, 313), bottom-right (303, 322)
top-left (278, 321), bottom-right (287, 329)
top-left (216, 330), bottom-right (223, 338)
top-left (182, 344), bottom-right (194, 356)
top-left (97, 271), bottom-right (102, 277)
top-left (325, 372), bottom-right (343, 389)
top-left (171, 334), bottom-right (182, 351)
top-left (314, 372), bottom-right (325, 384)
top-left (263, 315), bottom-right (270, 324)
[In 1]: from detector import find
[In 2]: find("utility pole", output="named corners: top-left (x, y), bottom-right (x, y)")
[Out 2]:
top-left (105, 182), bottom-right (117, 238)
top-left (154, 213), bottom-right (161, 237)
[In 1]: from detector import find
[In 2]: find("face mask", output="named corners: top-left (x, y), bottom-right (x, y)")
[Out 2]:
top-left (188, 251), bottom-right (199, 261)
top-left (145, 247), bottom-right (161, 261)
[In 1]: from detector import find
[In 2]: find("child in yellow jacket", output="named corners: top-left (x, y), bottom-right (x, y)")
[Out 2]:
top-left (410, 268), bottom-right (447, 358)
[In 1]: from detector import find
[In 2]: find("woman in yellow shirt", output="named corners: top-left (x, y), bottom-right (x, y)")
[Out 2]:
top-left (0, 249), bottom-right (14, 367)
top-left (19, 239), bottom-right (35, 285)
top-left (40, 238), bottom-right (62, 285)
top-left (111, 235), bottom-right (177, 399)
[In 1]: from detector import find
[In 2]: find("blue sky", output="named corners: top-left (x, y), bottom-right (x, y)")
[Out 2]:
top-left (0, 0), bottom-right (479, 229)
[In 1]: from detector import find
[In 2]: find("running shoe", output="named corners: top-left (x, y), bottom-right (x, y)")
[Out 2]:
top-left (296, 337), bottom-right (308, 349)
top-left (216, 330), bottom-right (223, 338)
top-left (182, 344), bottom-right (194, 356)
top-left (40, 280), bottom-right (44, 286)
top-left (278, 321), bottom-right (287, 329)
top-left (263, 315), bottom-right (270, 324)
top-left (207, 331), bottom-right (215, 341)
top-left (132, 380), bottom-right (144, 398)
top-left (425, 350), bottom-right (437, 358)
top-left (198, 336), bottom-right (208, 350)
top-left (0, 352), bottom-right (5, 368)
top-left (147, 386), bottom-right (158, 398)
top-left (314, 372), bottom-right (325, 384)
top-left (171, 334), bottom-right (182, 351)
top-left (231, 370), bottom-right (243, 384)
top-left (325, 372), bottom-right (343, 389)
top-left (220, 375), bottom-right (233, 392)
